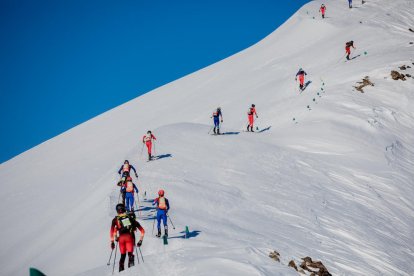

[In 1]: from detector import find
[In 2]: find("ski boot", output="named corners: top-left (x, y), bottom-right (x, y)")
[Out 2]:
top-left (213, 127), bottom-right (216, 135)
top-left (148, 153), bottom-right (152, 161)
top-left (156, 228), bottom-right (161, 238)
top-left (119, 257), bottom-right (125, 272)
top-left (128, 253), bottom-right (135, 268)
top-left (164, 226), bottom-right (168, 238)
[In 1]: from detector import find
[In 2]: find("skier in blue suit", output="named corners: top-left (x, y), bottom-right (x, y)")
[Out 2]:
top-left (153, 189), bottom-right (170, 237)
top-left (211, 107), bottom-right (223, 135)
top-left (348, 0), bottom-right (352, 8)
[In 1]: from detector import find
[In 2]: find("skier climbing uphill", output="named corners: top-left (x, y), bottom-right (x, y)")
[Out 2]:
top-left (142, 131), bottom-right (156, 161)
top-left (118, 160), bottom-right (138, 183)
top-left (295, 68), bottom-right (307, 91)
top-left (319, 4), bottom-right (326, 18)
top-left (110, 203), bottom-right (145, 272)
top-left (211, 107), bottom-right (223, 135)
top-left (153, 189), bottom-right (170, 238)
top-left (122, 177), bottom-right (139, 212)
top-left (247, 104), bottom-right (258, 132)
top-left (345, 41), bottom-right (356, 60)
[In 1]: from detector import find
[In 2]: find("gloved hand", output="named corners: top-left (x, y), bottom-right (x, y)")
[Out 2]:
top-left (221, 120), bottom-right (223, 123)
top-left (111, 242), bottom-right (115, 249)
top-left (115, 236), bottom-right (119, 242)
top-left (135, 173), bottom-right (138, 178)
top-left (137, 240), bottom-right (143, 247)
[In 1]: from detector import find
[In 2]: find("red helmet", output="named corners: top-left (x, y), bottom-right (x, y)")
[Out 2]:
top-left (158, 189), bottom-right (165, 196)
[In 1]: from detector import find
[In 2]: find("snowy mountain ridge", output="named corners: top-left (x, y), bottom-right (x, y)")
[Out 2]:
top-left (1, 0), bottom-right (414, 275)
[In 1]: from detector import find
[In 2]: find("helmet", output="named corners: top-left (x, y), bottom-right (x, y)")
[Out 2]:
top-left (217, 107), bottom-right (221, 110)
top-left (124, 160), bottom-right (129, 164)
top-left (158, 189), bottom-right (165, 196)
top-left (116, 203), bottom-right (126, 213)
top-left (147, 130), bottom-right (151, 134)
top-left (299, 67), bottom-right (303, 71)
top-left (251, 104), bottom-right (255, 107)
top-left (321, 4), bottom-right (325, 6)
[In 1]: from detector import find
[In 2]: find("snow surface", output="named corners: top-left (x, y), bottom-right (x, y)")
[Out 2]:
top-left (1, 0), bottom-right (414, 275)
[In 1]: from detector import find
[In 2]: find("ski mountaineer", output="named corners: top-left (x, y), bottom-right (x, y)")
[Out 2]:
top-left (247, 104), bottom-right (258, 132)
top-left (110, 203), bottom-right (145, 272)
top-left (153, 189), bottom-right (170, 238)
top-left (211, 107), bottom-right (223, 135)
top-left (118, 160), bottom-right (138, 183)
top-left (295, 68), bottom-right (307, 91)
top-left (319, 4), bottom-right (326, 18)
top-left (121, 177), bottom-right (139, 212)
top-left (345, 41), bottom-right (356, 60)
top-left (348, 0), bottom-right (352, 8)
top-left (142, 131), bottom-right (157, 161)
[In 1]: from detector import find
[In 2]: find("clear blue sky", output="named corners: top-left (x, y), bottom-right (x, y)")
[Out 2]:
top-left (0, 0), bottom-right (309, 163)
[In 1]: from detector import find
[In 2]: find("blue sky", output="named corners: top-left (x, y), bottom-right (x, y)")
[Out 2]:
top-left (0, 0), bottom-right (309, 163)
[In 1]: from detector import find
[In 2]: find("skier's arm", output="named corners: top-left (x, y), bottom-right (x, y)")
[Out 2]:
top-left (152, 134), bottom-right (157, 140)
top-left (110, 218), bottom-right (117, 242)
top-left (118, 166), bottom-right (122, 175)
top-left (166, 198), bottom-right (170, 212)
top-left (135, 221), bottom-right (145, 241)
top-left (134, 184), bottom-right (139, 193)
top-left (152, 198), bottom-right (158, 206)
top-left (130, 165), bottom-right (137, 174)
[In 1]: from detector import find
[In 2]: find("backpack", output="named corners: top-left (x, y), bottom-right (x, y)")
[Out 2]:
top-left (126, 181), bottom-right (134, 193)
top-left (117, 215), bottom-right (134, 234)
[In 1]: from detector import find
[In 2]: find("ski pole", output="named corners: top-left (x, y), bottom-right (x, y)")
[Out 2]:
top-left (207, 126), bottom-right (213, 134)
top-left (153, 141), bottom-right (156, 157)
top-left (167, 215), bottom-right (176, 230)
top-left (135, 246), bottom-right (140, 264)
top-left (152, 216), bottom-right (156, 235)
top-left (107, 248), bottom-right (114, 266)
top-left (117, 189), bottom-right (122, 204)
top-left (112, 242), bottom-right (118, 275)
top-left (139, 247), bottom-right (145, 263)
top-left (140, 142), bottom-right (144, 156)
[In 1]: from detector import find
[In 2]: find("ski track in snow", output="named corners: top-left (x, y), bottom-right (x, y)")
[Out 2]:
top-left (1, 0), bottom-right (414, 275)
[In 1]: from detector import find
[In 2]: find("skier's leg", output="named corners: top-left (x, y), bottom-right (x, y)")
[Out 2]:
top-left (162, 213), bottom-right (168, 236)
top-left (130, 194), bottom-right (135, 211)
top-left (125, 195), bottom-right (131, 211)
top-left (156, 211), bottom-right (162, 236)
top-left (119, 254), bottom-right (126, 272)
top-left (118, 235), bottom-right (127, 271)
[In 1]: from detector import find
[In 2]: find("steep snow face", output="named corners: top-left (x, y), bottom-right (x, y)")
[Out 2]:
top-left (1, 0), bottom-right (414, 275)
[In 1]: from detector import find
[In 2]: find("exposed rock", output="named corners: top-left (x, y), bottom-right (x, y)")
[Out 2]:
top-left (391, 70), bottom-right (406, 81)
top-left (407, 65), bottom-right (411, 68)
top-left (406, 74), bottom-right (412, 78)
top-left (354, 76), bottom-right (375, 92)
top-left (399, 65), bottom-right (407, 70)
top-left (288, 260), bottom-right (298, 271)
top-left (269, 250), bottom-right (280, 262)
top-left (409, 28), bottom-right (414, 32)
top-left (300, 257), bottom-right (332, 276)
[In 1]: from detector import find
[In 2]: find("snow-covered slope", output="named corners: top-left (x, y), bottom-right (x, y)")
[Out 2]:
top-left (1, 0), bottom-right (414, 275)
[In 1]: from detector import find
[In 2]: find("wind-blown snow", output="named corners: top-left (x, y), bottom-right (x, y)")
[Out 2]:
top-left (1, 0), bottom-right (413, 275)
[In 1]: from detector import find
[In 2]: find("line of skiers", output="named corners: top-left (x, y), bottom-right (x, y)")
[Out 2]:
top-left (110, 159), bottom-right (171, 272)
top-left (110, 3), bottom-right (361, 271)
